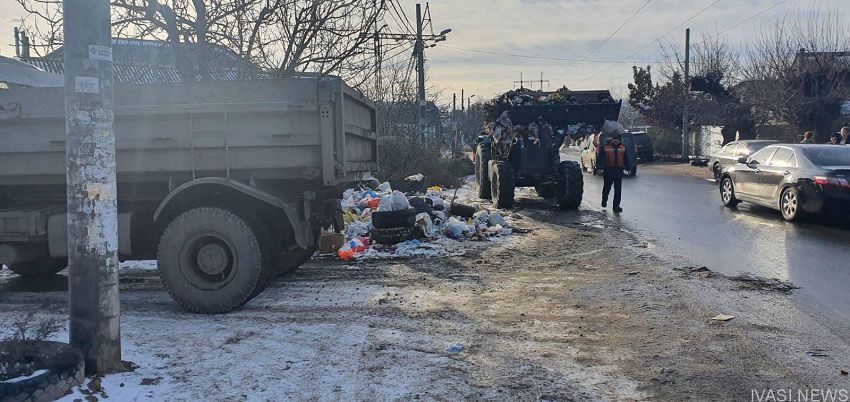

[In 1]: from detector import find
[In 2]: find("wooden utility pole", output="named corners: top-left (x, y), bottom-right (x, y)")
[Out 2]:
top-left (538, 72), bottom-right (549, 91)
top-left (64, 0), bottom-right (122, 374)
top-left (415, 3), bottom-right (426, 141)
top-left (682, 28), bottom-right (691, 159)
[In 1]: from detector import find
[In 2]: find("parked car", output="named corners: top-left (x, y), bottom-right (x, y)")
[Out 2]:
top-left (709, 140), bottom-right (779, 182)
top-left (719, 144), bottom-right (850, 221)
top-left (580, 132), bottom-right (638, 176)
top-left (631, 131), bottom-right (654, 163)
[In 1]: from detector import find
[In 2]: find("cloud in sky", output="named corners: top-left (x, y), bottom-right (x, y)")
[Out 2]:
top-left (1, 0), bottom-right (845, 105)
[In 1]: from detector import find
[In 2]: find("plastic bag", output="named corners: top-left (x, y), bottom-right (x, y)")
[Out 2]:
top-left (489, 212), bottom-right (506, 226)
top-left (472, 211), bottom-right (490, 226)
top-left (378, 182), bottom-right (392, 193)
top-left (415, 213), bottom-right (435, 237)
top-left (446, 217), bottom-right (473, 239)
top-left (391, 191), bottom-right (410, 211)
top-left (338, 237), bottom-right (370, 261)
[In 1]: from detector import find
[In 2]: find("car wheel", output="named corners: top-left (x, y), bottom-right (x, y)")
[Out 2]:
top-left (720, 177), bottom-right (740, 207)
top-left (780, 187), bottom-right (801, 221)
top-left (713, 164), bottom-right (722, 182)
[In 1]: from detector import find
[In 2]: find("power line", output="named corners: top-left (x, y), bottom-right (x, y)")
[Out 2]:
top-left (439, 44), bottom-right (661, 64)
top-left (703, 0), bottom-right (789, 42)
top-left (578, 0), bottom-right (722, 83)
top-left (556, 0), bottom-right (658, 80)
top-left (385, 0), bottom-right (414, 34)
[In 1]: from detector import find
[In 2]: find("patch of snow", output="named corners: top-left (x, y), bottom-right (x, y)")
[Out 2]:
top-left (120, 260), bottom-right (157, 270)
top-left (3, 369), bottom-right (49, 383)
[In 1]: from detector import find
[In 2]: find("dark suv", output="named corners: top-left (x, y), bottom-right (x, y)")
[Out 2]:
top-left (631, 132), bottom-right (654, 163)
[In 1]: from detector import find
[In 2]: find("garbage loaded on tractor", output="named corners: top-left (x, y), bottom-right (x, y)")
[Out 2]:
top-left (474, 87), bottom-right (622, 209)
top-left (0, 77), bottom-right (377, 313)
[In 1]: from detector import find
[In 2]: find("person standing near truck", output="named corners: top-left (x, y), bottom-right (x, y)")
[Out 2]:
top-left (596, 133), bottom-right (630, 213)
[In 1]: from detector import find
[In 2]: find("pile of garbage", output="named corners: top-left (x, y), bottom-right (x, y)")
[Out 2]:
top-left (335, 179), bottom-right (512, 261)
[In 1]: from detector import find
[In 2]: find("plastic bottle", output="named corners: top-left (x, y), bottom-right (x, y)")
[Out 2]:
top-left (337, 237), bottom-right (370, 261)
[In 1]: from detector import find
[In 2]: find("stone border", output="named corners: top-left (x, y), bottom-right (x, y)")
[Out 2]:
top-left (0, 341), bottom-right (84, 402)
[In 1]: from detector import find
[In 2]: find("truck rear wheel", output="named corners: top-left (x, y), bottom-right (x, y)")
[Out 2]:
top-left (7, 258), bottom-right (67, 277)
top-left (476, 143), bottom-right (492, 199)
top-left (157, 207), bottom-right (266, 314)
top-left (557, 161), bottom-right (583, 210)
top-left (489, 160), bottom-right (514, 209)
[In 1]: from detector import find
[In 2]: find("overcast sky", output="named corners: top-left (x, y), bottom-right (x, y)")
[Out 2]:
top-left (1, 0), bottom-right (846, 105)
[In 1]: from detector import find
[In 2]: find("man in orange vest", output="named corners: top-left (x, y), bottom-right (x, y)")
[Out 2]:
top-left (595, 133), bottom-right (630, 213)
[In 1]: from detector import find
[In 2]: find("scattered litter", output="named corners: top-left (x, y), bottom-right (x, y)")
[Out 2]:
top-left (710, 314), bottom-right (735, 322)
top-left (337, 237), bottom-right (370, 261)
top-left (406, 173), bottom-right (425, 182)
top-left (841, 369), bottom-right (848, 376)
top-left (334, 180), bottom-right (516, 261)
top-left (446, 343), bottom-right (464, 354)
top-left (674, 266), bottom-right (715, 278)
top-left (626, 271), bottom-right (640, 275)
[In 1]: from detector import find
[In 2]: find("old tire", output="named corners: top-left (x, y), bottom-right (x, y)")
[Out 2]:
top-left (372, 208), bottom-right (416, 229)
top-left (489, 160), bottom-right (514, 209)
top-left (780, 187), bottom-right (802, 221)
top-left (476, 143), bottom-right (492, 199)
top-left (372, 227), bottom-right (413, 245)
top-left (7, 259), bottom-right (67, 277)
top-left (157, 207), bottom-right (266, 314)
top-left (0, 341), bottom-right (84, 402)
top-left (557, 161), bottom-right (584, 210)
top-left (720, 177), bottom-right (740, 208)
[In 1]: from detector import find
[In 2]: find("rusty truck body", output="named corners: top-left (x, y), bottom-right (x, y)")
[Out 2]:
top-left (0, 77), bottom-right (377, 313)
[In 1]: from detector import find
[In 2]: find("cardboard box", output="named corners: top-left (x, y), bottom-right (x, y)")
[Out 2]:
top-left (319, 231), bottom-right (345, 254)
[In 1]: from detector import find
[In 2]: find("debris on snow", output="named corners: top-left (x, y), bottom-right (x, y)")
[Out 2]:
top-left (710, 314), bottom-right (735, 322)
top-left (333, 179), bottom-right (516, 261)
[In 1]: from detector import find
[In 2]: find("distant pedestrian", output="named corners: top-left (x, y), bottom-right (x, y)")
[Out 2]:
top-left (800, 131), bottom-right (815, 144)
top-left (830, 132), bottom-right (842, 145)
top-left (841, 127), bottom-right (850, 145)
top-left (596, 133), bottom-right (631, 213)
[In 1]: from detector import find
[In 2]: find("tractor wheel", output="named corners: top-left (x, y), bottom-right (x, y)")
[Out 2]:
top-left (557, 161), bottom-right (584, 210)
top-left (476, 143), bottom-right (492, 199)
top-left (489, 160), bottom-right (515, 209)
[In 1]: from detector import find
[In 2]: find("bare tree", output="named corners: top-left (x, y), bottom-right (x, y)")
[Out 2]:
top-left (741, 7), bottom-right (850, 140)
top-left (13, 0), bottom-right (385, 87)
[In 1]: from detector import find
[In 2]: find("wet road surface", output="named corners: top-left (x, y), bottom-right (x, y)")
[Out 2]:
top-left (569, 153), bottom-right (850, 320)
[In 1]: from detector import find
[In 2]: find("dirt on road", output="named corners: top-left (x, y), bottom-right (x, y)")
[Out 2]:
top-left (2, 196), bottom-right (849, 401)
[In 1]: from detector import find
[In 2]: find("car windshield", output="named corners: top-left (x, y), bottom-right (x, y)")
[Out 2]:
top-left (747, 142), bottom-right (774, 154)
top-left (802, 147), bottom-right (850, 166)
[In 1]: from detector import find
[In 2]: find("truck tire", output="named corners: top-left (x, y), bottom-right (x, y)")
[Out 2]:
top-left (157, 207), bottom-right (266, 314)
top-left (7, 258), bottom-right (67, 277)
top-left (557, 161), bottom-right (583, 210)
top-left (476, 142), bottom-right (492, 199)
top-left (489, 160), bottom-right (514, 209)
top-left (372, 208), bottom-right (417, 229)
top-left (277, 225), bottom-right (320, 276)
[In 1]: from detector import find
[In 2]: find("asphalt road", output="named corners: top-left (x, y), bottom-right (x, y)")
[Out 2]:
top-left (567, 152), bottom-right (850, 320)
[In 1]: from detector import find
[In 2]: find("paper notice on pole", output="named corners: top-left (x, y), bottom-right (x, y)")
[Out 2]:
top-left (88, 45), bottom-right (112, 62)
top-left (74, 77), bottom-right (100, 94)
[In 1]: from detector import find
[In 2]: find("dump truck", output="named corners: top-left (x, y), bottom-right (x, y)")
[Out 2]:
top-left (474, 88), bottom-right (622, 209)
top-left (0, 77), bottom-right (377, 313)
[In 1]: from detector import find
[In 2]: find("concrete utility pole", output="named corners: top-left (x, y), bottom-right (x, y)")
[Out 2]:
top-left (415, 3), bottom-right (426, 142)
top-left (682, 28), bottom-right (691, 159)
top-left (64, 0), bottom-right (122, 374)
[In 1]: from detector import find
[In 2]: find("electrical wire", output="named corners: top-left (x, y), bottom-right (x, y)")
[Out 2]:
top-left (578, 0), bottom-right (722, 83)
top-left (438, 45), bottom-right (661, 64)
top-left (556, 0), bottom-right (658, 79)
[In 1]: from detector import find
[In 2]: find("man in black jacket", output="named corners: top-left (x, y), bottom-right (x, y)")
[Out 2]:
top-left (595, 134), bottom-right (631, 213)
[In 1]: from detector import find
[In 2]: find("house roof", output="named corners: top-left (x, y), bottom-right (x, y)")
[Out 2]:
top-left (22, 38), bottom-right (261, 85)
